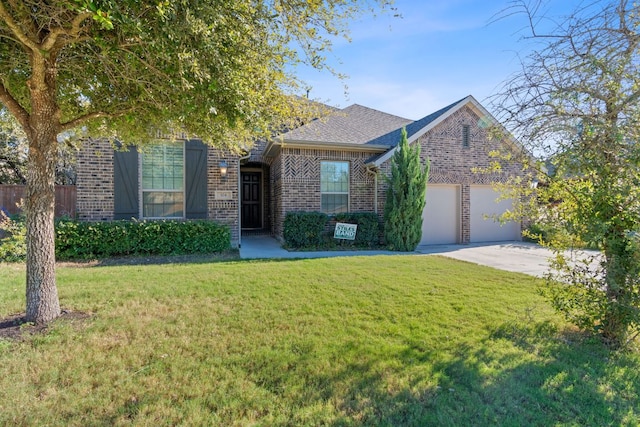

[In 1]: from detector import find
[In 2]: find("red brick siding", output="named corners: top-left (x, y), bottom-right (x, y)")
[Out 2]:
top-left (76, 138), bottom-right (115, 221)
top-left (77, 140), bottom-right (240, 247)
top-left (270, 154), bottom-right (284, 237)
top-left (378, 105), bottom-right (524, 243)
top-left (207, 149), bottom-right (240, 246)
top-left (262, 165), bottom-right (271, 231)
top-left (271, 147), bottom-right (378, 237)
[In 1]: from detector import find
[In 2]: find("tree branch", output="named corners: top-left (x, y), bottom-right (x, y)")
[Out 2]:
top-left (622, 89), bottom-right (640, 108)
top-left (0, 81), bottom-right (30, 130)
top-left (119, 47), bottom-right (171, 80)
top-left (60, 108), bottom-right (135, 131)
top-left (59, 111), bottom-right (109, 131)
top-left (0, 155), bottom-right (27, 183)
top-left (0, 0), bottom-right (39, 52)
top-left (6, 0), bottom-right (37, 43)
top-left (41, 11), bottom-right (93, 51)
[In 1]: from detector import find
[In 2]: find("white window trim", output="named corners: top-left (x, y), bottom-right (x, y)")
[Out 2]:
top-left (139, 141), bottom-right (186, 220)
top-left (320, 160), bottom-right (350, 214)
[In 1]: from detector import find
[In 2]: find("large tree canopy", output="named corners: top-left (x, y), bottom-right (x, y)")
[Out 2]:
top-left (1, 0), bottom-right (392, 144)
top-left (493, 0), bottom-right (640, 348)
top-left (0, 0), bottom-right (393, 323)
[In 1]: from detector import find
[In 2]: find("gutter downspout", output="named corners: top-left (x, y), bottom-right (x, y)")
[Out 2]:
top-left (237, 151), bottom-right (251, 248)
top-left (366, 165), bottom-right (378, 214)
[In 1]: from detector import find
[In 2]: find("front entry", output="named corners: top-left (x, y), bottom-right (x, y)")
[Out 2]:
top-left (241, 172), bottom-right (262, 229)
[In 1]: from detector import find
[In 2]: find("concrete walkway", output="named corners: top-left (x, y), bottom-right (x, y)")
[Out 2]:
top-left (238, 235), bottom-right (570, 277)
top-left (239, 235), bottom-right (400, 259)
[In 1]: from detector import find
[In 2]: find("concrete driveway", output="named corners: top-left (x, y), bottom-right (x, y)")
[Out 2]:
top-left (241, 236), bottom-right (571, 277)
top-left (416, 241), bottom-right (557, 277)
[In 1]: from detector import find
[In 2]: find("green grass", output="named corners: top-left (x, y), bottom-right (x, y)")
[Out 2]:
top-left (1, 256), bottom-right (639, 426)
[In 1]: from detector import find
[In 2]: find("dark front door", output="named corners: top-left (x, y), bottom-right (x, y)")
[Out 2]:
top-left (241, 172), bottom-right (262, 229)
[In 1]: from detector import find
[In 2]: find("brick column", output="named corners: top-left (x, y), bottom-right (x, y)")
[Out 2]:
top-left (461, 183), bottom-right (471, 243)
top-left (76, 138), bottom-right (115, 221)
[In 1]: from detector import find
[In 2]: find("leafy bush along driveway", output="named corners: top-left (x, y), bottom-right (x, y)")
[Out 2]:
top-left (0, 256), bottom-right (638, 426)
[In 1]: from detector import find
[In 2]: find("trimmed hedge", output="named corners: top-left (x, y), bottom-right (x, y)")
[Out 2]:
top-left (0, 211), bottom-right (26, 262)
top-left (283, 211), bottom-right (329, 248)
top-left (283, 211), bottom-right (381, 249)
top-left (55, 219), bottom-right (231, 260)
top-left (333, 212), bottom-right (381, 248)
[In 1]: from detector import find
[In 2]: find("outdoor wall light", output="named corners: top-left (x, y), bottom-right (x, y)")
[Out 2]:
top-left (219, 160), bottom-right (228, 178)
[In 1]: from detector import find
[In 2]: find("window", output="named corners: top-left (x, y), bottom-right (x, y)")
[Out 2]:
top-left (141, 142), bottom-right (184, 218)
top-left (321, 161), bottom-right (349, 214)
top-left (462, 124), bottom-right (470, 148)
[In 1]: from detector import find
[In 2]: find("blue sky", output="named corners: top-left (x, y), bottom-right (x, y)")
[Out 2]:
top-left (296, 0), bottom-right (586, 120)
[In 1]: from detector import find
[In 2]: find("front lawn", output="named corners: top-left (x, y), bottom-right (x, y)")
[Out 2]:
top-left (0, 256), bottom-right (638, 426)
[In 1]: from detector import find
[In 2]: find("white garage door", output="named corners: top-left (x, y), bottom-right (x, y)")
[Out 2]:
top-left (470, 186), bottom-right (521, 243)
top-left (421, 184), bottom-right (460, 245)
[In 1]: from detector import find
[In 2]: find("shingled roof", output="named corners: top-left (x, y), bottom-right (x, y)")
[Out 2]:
top-left (366, 97), bottom-right (465, 148)
top-left (281, 104), bottom-right (413, 146)
top-left (265, 95), bottom-right (485, 162)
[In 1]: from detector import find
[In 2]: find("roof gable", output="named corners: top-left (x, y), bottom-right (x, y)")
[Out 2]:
top-left (368, 95), bottom-right (507, 166)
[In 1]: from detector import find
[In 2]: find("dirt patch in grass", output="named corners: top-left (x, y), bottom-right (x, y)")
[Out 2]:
top-left (0, 310), bottom-right (92, 341)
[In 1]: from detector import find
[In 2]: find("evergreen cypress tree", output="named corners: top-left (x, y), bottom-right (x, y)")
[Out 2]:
top-left (383, 127), bottom-right (430, 251)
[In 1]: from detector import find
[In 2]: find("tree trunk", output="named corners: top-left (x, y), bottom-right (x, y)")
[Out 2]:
top-left (24, 56), bottom-right (62, 324)
top-left (24, 130), bottom-right (60, 324)
top-left (601, 233), bottom-right (632, 348)
top-left (24, 148), bottom-right (60, 322)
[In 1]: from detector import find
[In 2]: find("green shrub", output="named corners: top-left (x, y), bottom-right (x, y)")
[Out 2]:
top-left (383, 127), bottom-right (429, 251)
top-left (333, 212), bottom-right (380, 247)
top-left (55, 219), bottom-right (231, 260)
top-left (283, 211), bottom-right (329, 248)
top-left (523, 223), bottom-right (549, 244)
top-left (523, 222), bottom-right (594, 249)
top-left (0, 210), bottom-right (26, 262)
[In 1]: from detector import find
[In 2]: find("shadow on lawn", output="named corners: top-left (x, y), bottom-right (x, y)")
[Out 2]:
top-left (424, 325), bottom-right (640, 426)
top-left (282, 324), bottom-right (640, 426)
top-left (56, 251), bottom-right (240, 267)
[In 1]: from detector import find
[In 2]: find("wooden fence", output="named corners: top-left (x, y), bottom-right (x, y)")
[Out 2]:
top-left (0, 185), bottom-right (76, 218)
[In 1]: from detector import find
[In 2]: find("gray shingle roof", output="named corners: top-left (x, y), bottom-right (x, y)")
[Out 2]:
top-left (281, 104), bottom-right (413, 146)
top-left (280, 97), bottom-right (470, 151)
top-left (366, 97), bottom-right (466, 148)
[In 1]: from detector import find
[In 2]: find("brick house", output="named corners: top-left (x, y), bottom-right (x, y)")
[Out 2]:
top-left (76, 95), bottom-right (524, 247)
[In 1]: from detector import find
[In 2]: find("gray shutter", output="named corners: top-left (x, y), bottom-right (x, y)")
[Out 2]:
top-left (185, 139), bottom-right (208, 219)
top-left (113, 145), bottom-right (139, 220)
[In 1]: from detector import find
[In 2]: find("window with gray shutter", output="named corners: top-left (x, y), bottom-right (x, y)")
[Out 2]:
top-left (185, 139), bottom-right (208, 219)
top-left (115, 140), bottom-right (208, 220)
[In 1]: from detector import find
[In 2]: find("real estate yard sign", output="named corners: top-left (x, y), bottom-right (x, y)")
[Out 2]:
top-left (334, 222), bottom-right (357, 240)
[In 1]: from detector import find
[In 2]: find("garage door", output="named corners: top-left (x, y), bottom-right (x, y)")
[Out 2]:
top-left (421, 184), bottom-right (460, 245)
top-left (470, 186), bottom-right (521, 243)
